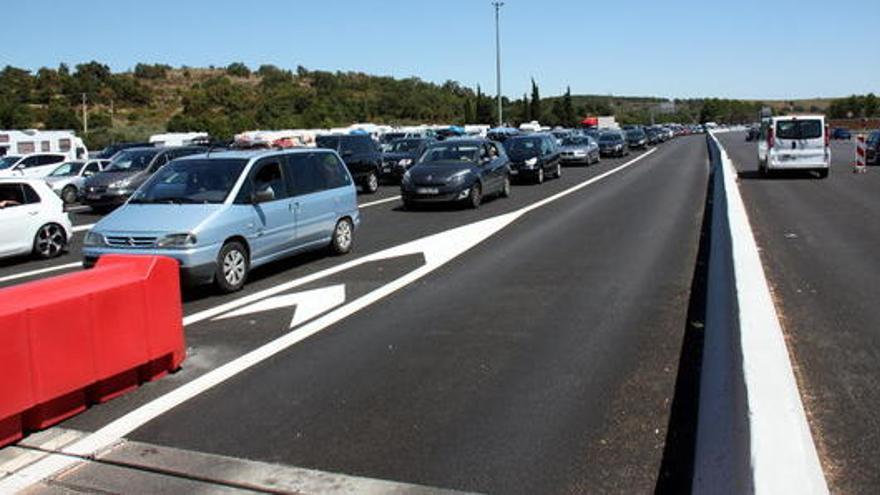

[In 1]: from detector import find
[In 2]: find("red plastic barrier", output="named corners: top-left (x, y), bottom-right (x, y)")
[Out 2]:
top-left (0, 255), bottom-right (185, 446)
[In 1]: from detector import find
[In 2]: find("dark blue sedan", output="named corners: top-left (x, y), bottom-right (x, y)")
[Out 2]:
top-left (401, 139), bottom-right (511, 209)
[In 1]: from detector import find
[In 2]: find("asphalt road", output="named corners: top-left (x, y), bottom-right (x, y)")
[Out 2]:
top-left (717, 132), bottom-right (880, 495)
top-left (2, 135), bottom-right (710, 493)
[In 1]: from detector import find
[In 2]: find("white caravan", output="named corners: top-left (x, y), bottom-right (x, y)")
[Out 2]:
top-left (0, 130), bottom-right (88, 161)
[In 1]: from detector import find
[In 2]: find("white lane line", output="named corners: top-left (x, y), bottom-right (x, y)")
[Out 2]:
top-left (359, 195), bottom-right (401, 208)
top-left (0, 262), bottom-right (81, 284)
top-left (71, 224), bottom-right (94, 233)
top-left (0, 149), bottom-right (658, 492)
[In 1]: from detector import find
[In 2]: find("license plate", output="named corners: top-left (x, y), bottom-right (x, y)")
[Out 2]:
top-left (416, 187), bottom-right (439, 195)
top-left (383, 167), bottom-right (391, 173)
top-left (509, 170), bottom-right (518, 175)
top-left (87, 194), bottom-right (101, 200)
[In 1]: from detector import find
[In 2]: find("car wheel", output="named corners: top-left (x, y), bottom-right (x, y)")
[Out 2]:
top-left (214, 241), bottom-right (249, 293)
top-left (500, 176), bottom-right (511, 198)
top-left (536, 167), bottom-right (545, 184)
top-left (329, 218), bottom-right (354, 255)
top-left (468, 183), bottom-right (482, 209)
top-left (363, 172), bottom-right (379, 194)
top-left (33, 223), bottom-right (67, 259)
top-left (61, 185), bottom-right (78, 205)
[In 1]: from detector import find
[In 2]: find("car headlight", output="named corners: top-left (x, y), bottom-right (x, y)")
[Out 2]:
top-left (157, 233), bottom-right (198, 248)
top-left (110, 178), bottom-right (133, 189)
top-left (398, 158), bottom-right (413, 167)
top-left (524, 157), bottom-right (539, 167)
top-left (449, 172), bottom-right (469, 185)
top-left (615, 144), bottom-right (623, 150)
top-left (84, 231), bottom-right (106, 247)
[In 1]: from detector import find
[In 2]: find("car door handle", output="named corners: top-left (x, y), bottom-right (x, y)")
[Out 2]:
top-left (28, 211), bottom-right (39, 216)
top-left (289, 202), bottom-right (300, 212)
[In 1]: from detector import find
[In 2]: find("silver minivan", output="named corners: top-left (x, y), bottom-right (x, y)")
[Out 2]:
top-left (83, 149), bottom-right (360, 292)
top-left (757, 115), bottom-right (830, 178)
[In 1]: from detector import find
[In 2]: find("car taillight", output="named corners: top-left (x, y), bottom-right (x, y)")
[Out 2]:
top-left (768, 127), bottom-right (775, 148)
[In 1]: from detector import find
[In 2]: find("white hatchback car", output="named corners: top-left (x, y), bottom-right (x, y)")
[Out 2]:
top-left (0, 153), bottom-right (69, 178)
top-left (0, 179), bottom-right (73, 259)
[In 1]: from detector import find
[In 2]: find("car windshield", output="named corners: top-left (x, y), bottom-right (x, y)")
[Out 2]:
top-left (776, 120), bottom-right (823, 140)
top-left (49, 162), bottom-right (84, 177)
top-left (387, 139), bottom-right (423, 153)
top-left (869, 132), bottom-right (880, 145)
top-left (0, 156), bottom-right (22, 170)
top-left (562, 138), bottom-right (585, 146)
top-left (503, 138), bottom-right (543, 158)
top-left (105, 149), bottom-right (159, 172)
top-left (130, 159), bottom-right (248, 205)
top-left (600, 134), bottom-right (622, 143)
top-left (418, 144), bottom-right (481, 164)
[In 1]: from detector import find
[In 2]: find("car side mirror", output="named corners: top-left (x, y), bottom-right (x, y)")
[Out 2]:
top-left (252, 188), bottom-right (275, 204)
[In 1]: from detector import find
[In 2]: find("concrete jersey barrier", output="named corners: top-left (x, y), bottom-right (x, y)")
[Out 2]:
top-left (693, 132), bottom-right (828, 494)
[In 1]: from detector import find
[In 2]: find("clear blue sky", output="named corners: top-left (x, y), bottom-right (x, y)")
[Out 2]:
top-left (1, 0), bottom-right (877, 100)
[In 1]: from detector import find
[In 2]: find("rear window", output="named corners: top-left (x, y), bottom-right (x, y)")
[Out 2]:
top-left (776, 120), bottom-right (823, 140)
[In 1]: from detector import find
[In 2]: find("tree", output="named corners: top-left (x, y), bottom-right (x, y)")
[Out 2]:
top-left (134, 63), bottom-right (171, 80)
top-left (463, 97), bottom-right (476, 124)
top-left (521, 93), bottom-right (531, 123)
top-left (226, 62), bottom-right (251, 78)
top-left (475, 85), bottom-right (495, 124)
top-left (529, 79), bottom-right (541, 123)
top-left (45, 101), bottom-right (81, 131)
top-left (562, 86), bottom-right (576, 126)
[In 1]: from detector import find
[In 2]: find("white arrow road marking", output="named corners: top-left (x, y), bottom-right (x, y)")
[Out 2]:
top-left (213, 284), bottom-right (346, 329)
top-left (0, 149), bottom-right (656, 492)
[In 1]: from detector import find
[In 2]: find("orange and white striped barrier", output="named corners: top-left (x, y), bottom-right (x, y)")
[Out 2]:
top-left (854, 134), bottom-right (867, 173)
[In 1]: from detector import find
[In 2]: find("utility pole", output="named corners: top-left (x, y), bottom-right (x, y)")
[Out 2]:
top-left (81, 93), bottom-right (88, 134)
top-left (493, 1), bottom-right (504, 127)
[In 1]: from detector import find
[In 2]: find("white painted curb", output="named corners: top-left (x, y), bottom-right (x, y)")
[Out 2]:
top-left (693, 133), bottom-right (828, 494)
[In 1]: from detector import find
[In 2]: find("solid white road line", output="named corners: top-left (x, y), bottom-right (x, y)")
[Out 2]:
top-left (0, 262), bottom-right (81, 284)
top-left (71, 224), bottom-right (94, 233)
top-left (0, 149), bottom-right (657, 492)
top-left (359, 195), bottom-right (402, 208)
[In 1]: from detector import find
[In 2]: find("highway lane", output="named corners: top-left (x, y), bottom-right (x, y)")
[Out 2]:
top-left (45, 145), bottom-right (666, 433)
top-left (3, 135), bottom-right (710, 493)
top-left (717, 132), bottom-right (880, 494)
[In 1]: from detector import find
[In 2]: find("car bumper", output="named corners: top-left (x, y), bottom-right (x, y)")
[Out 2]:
top-left (83, 191), bottom-right (131, 207)
top-left (767, 159), bottom-right (830, 170)
top-left (83, 244), bottom-right (219, 286)
top-left (561, 155), bottom-right (589, 163)
top-left (401, 185), bottom-right (470, 203)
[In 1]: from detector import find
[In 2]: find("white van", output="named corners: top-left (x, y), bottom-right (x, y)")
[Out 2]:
top-left (757, 115), bottom-right (830, 178)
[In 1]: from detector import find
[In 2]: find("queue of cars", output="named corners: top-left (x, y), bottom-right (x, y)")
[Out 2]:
top-left (0, 121), bottom-right (688, 293)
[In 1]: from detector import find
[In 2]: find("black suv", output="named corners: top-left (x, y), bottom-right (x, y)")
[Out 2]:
top-left (381, 137), bottom-right (434, 184)
top-left (316, 135), bottom-right (382, 193)
top-left (502, 133), bottom-right (562, 184)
